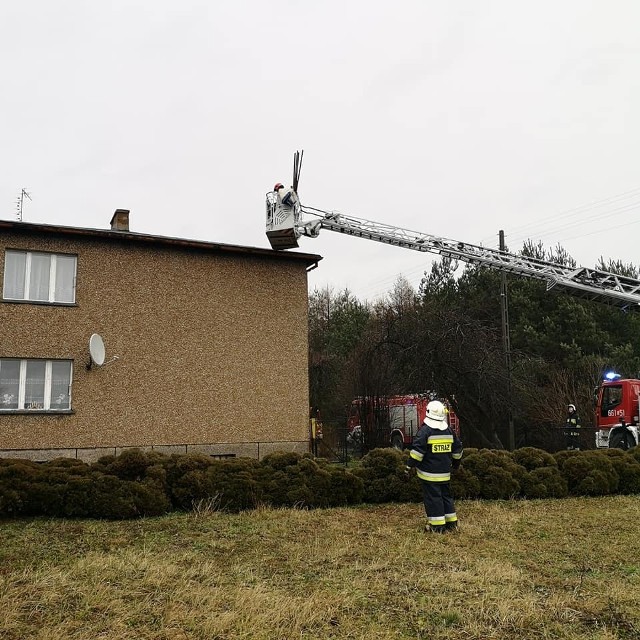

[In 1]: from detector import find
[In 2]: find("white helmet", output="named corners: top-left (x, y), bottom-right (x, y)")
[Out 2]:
top-left (424, 400), bottom-right (448, 429)
top-left (568, 404), bottom-right (576, 412)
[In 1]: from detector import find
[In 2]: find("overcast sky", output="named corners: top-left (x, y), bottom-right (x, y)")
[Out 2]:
top-left (2, 1), bottom-right (639, 302)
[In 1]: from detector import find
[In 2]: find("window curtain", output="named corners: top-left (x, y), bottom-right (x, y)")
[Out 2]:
top-left (54, 255), bottom-right (76, 303)
top-left (29, 254), bottom-right (51, 301)
top-left (51, 361), bottom-right (72, 410)
top-left (25, 360), bottom-right (46, 409)
top-left (0, 360), bottom-right (20, 409)
top-left (3, 251), bottom-right (26, 299)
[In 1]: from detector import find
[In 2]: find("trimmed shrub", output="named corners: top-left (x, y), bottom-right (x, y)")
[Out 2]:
top-left (326, 467), bottom-right (365, 506)
top-left (506, 448), bottom-right (568, 499)
top-left (480, 465), bottom-right (521, 500)
top-left (160, 453), bottom-right (216, 508)
top-left (260, 451), bottom-right (302, 471)
top-left (5, 442), bottom-right (640, 521)
top-left (87, 474), bottom-right (170, 519)
top-left (201, 458), bottom-right (262, 512)
top-left (556, 451), bottom-right (619, 496)
top-left (95, 448), bottom-right (156, 481)
top-left (627, 445), bottom-right (640, 464)
top-left (22, 460), bottom-right (93, 516)
top-left (512, 447), bottom-right (558, 471)
top-left (451, 466), bottom-right (481, 499)
top-left (88, 474), bottom-right (138, 519)
top-left (600, 449), bottom-right (640, 495)
top-left (309, 457), bottom-right (365, 506)
top-left (143, 463), bottom-right (170, 495)
top-left (292, 457), bottom-right (331, 498)
top-left (125, 478), bottom-right (172, 517)
top-left (0, 484), bottom-right (23, 516)
top-left (0, 459), bottom-right (40, 516)
top-left (170, 468), bottom-right (212, 510)
top-left (47, 457), bottom-right (89, 470)
top-left (459, 450), bottom-right (524, 499)
top-left (521, 467), bottom-right (568, 499)
top-left (46, 473), bottom-right (94, 518)
top-left (352, 449), bottom-right (421, 504)
top-left (258, 453), bottom-right (335, 508)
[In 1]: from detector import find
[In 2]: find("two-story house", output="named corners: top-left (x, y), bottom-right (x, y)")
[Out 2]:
top-left (0, 210), bottom-right (321, 462)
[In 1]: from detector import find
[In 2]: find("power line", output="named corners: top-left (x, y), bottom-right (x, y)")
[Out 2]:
top-left (507, 201), bottom-right (640, 246)
top-left (479, 186), bottom-right (640, 246)
top-left (553, 216), bottom-right (640, 243)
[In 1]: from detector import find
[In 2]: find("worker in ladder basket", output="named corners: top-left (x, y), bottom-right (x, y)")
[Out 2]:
top-left (273, 182), bottom-right (298, 208)
top-left (405, 400), bottom-right (464, 533)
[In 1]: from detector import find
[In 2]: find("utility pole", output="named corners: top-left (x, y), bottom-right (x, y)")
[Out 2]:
top-left (499, 230), bottom-right (515, 450)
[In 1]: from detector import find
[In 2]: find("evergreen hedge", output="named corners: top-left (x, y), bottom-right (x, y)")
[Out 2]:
top-left (0, 445), bottom-right (638, 519)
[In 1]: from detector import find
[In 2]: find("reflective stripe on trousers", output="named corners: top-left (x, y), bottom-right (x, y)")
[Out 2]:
top-left (421, 480), bottom-right (456, 525)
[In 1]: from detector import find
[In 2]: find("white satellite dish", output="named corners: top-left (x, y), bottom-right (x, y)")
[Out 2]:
top-left (89, 333), bottom-right (106, 367)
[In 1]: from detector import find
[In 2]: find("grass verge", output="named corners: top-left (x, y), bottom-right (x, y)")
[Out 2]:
top-left (0, 496), bottom-right (638, 639)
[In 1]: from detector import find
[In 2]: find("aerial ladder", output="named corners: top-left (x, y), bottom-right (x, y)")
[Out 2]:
top-left (266, 155), bottom-right (640, 311)
top-left (266, 153), bottom-right (640, 452)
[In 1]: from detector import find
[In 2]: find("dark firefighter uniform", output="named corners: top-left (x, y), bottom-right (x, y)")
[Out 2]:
top-left (565, 404), bottom-right (581, 450)
top-left (406, 401), bottom-right (463, 533)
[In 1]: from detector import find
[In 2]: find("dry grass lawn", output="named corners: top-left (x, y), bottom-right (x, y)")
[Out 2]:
top-left (0, 496), bottom-right (639, 639)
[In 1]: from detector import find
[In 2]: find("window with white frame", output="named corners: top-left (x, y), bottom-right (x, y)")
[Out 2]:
top-left (0, 359), bottom-right (73, 411)
top-left (3, 250), bottom-right (77, 303)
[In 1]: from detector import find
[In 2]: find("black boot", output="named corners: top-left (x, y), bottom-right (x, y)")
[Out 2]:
top-left (428, 524), bottom-right (446, 534)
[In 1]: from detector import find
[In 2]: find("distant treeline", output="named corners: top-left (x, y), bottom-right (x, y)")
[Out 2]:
top-left (309, 245), bottom-right (640, 449)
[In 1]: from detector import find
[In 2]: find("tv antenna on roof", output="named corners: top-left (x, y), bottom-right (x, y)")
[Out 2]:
top-left (15, 188), bottom-right (31, 221)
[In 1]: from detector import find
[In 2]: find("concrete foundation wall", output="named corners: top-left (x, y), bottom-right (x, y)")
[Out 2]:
top-left (0, 440), bottom-right (310, 463)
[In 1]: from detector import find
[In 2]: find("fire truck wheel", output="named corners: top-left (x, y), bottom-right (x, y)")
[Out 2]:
top-left (391, 434), bottom-right (404, 451)
top-left (609, 430), bottom-right (632, 450)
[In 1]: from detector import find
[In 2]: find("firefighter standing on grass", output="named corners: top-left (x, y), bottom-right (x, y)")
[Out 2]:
top-left (405, 400), bottom-right (463, 533)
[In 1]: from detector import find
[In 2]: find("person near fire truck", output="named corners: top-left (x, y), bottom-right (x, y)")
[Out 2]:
top-left (405, 400), bottom-right (463, 533)
top-left (564, 403), bottom-right (582, 450)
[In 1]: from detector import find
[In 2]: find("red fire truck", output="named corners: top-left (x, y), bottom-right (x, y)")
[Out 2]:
top-left (594, 374), bottom-right (640, 450)
top-left (347, 393), bottom-right (460, 450)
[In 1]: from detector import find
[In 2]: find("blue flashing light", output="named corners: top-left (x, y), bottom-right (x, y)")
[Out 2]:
top-left (604, 371), bottom-right (622, 381)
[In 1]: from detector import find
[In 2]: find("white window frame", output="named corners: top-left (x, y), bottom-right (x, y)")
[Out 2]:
top-left (3, 250), bottom-right (77, 304)
top-left (0, 359), bottom-right (73, 412)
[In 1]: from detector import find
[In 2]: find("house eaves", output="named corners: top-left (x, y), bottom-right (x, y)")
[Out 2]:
top-left (0, 219), bottom-right (322, 271)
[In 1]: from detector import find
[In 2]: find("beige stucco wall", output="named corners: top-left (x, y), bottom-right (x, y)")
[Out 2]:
top-left (0, 229), bottom-right (317, 461)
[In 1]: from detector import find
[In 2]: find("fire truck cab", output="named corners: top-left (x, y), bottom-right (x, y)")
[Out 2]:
top-left (594, 374), bottom-right (640, 450)
top-left (347, 394), bottom-right (460, 450)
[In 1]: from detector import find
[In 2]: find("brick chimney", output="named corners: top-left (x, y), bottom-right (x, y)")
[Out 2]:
top-left (110, 209), bottom-right (130, 231)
